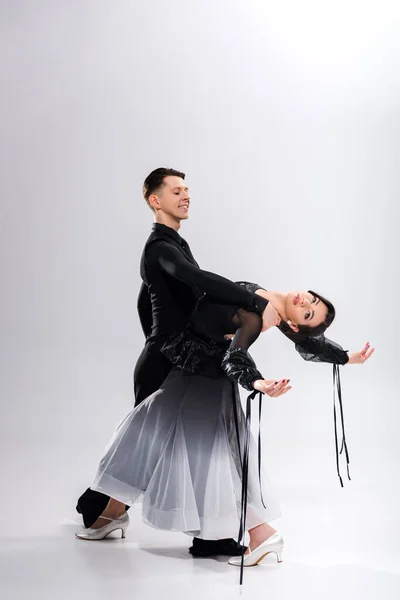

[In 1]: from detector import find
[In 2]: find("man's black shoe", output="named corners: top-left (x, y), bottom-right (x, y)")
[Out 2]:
top-left (189, 537), bottom-right (247, 557)
top-left (76, 488), bottom-right (129, 528)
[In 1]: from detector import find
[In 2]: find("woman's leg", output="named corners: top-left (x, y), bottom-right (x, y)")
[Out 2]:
top-left (89, 498), bottom-right (127, 529)
top-left (247, 522), bottom-right (277, 553)
top-left (227, 521), bottom-right (283, 567)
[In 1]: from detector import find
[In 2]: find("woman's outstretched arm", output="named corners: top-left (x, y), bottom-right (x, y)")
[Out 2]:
top-left (277, 322), bottom-right (349, 365)
top-left (221, 308), bottom-right (290, 397)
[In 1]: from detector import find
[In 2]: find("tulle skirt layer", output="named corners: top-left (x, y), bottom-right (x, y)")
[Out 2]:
top-left (91, 368), bottom-right (281, 539)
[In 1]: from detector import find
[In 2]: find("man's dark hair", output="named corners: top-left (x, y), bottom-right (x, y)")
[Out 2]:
top-left (142, 167), bottom-right (185, 210)
top-left (295, 290), bottom-right (336, 337)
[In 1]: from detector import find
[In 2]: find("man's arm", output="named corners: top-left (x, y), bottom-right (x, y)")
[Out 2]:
top-left (146, 240), bottom-right (268, 316)
top-left (137, 282), bottom-right (152, 339)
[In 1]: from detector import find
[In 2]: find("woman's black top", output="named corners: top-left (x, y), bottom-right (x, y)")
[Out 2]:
top-left (161, 281), bottom-right (349, 388)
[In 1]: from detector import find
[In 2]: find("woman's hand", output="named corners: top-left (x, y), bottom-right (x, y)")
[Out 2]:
top-left (253, 378), bottom-right (292, 397)
top-left (347, 341), bottom-right (375, 364)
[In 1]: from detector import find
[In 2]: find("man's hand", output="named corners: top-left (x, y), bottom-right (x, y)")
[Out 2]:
top-left (260, 302), bottom-right (281, 332)
top-left (253, 378), bottom-right (292, 397)
top-left (347, 341), bottom-right (375, 364)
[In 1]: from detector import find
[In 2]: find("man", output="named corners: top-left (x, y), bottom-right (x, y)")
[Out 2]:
top-left (76, 167), bottom-right (373, 557)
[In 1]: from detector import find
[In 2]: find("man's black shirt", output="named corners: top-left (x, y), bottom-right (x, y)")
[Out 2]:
top-left (138, 223), bottom-right (349, 366)
top-left (138, 223), bottom-right (268, 339)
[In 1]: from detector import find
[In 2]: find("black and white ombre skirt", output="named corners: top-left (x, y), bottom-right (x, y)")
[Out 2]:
top-left (91, 368), bottom-right (281, 539)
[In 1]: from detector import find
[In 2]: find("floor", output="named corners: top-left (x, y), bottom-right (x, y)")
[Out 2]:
top-left (1, 480), bottom-right (399, 600)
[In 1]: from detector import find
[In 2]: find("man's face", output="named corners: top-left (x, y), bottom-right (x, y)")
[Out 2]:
top-left (149, 176), bottom-right (190, 221)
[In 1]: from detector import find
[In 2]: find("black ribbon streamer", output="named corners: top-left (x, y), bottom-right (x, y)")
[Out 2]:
top-left (333, 364), bottom-right (351, 486)
top-left (232, 364), bottom-right (350, 584)
top-left (233, 387), bottom-right (265, 586)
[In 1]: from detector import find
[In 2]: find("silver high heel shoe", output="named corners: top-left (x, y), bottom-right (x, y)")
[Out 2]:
top-left (228, 532), bottom-right (284, 567)
top-left (75, 512), bottom-right (130, 541)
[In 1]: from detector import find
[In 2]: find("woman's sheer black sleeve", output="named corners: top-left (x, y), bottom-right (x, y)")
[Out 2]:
top-left (221, 309), bottom-right (264, 391)
top-left (277, 321), bottom-right (349, 365)
top-left (146, 241), bottom-right (268, 316)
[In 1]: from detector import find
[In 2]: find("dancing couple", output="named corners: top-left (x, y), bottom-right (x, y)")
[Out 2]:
top-left (75, 168), bottom-right (374, 581)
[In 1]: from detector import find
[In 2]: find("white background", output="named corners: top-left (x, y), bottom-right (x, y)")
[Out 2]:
top-left (1, 1), bottom-right (399, 598)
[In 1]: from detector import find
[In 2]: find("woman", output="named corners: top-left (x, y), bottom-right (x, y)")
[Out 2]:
top-left (75, 283), bottom-right (374, 577)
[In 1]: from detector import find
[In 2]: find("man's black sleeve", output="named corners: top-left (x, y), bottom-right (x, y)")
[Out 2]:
top-left (146, 240), bottom-right (268, 315)
top-left (137, 282), bottom-right (152, 339)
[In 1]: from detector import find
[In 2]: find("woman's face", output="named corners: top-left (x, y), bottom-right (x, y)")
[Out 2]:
top-left (285, 291), bottom-right (328, 330)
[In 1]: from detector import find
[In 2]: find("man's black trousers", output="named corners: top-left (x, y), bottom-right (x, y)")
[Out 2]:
top-left (76, 344), bottom-right (172, 528)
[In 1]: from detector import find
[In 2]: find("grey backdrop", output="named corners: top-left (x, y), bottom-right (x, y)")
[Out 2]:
top-left (0, 0), bottom-right (399, 592)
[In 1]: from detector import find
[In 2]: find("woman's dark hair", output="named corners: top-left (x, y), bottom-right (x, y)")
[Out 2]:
top-left (142, 167), bottom-right (185, 209)
top-left (295, 290), bottom-right (335, 337)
